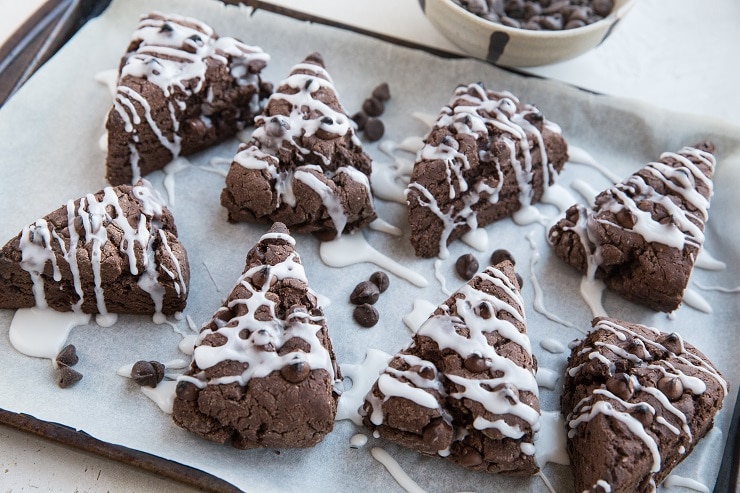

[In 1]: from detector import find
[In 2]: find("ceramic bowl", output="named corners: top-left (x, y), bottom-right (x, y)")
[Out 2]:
top-left (421, 0), bottom-right (636, 67)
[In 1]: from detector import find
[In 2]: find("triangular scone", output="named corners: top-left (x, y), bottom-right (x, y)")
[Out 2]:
top-left (563, 317), bottom-right (727, 493)
top-left (362, 260), bottom-right (540, 475)
top-left (0, 182), bottom-right (189, 317)
top-left (221, 53), bottom-right (376, 238)
top-left (106, 12), bottom-right (270, 185)
top-left (548, 143), bottom-right (715, 312)
top-left (173, 223), bottom-right (340, 448)
top-left (406, 83), bottom-right (568, 258)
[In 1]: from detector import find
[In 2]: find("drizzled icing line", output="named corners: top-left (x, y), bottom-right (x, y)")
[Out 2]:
top-left (407, 83), bottom-right (564, 258)
top-left (365, 263), bottom-right (539, 456)
top-left (16, 182), bottom-right (186, 320)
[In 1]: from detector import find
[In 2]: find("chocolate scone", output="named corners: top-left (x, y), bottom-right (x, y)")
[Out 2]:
top-left (106, 12), bottom-right (271, 185)
top-left (406, 83), bottom-right (568, 258)
top-left (220, 53), bottom-right (376, 237)
top-left (362, 260), bottom-right (540, 475)
top-left (563, 317), bottom-right (727, 493)
top-left (0, 181), bottom-right (189, 318)
top-left (548, 143), bottom-right (715, 312)
top-left (173, 223), bottom-right (340, 448)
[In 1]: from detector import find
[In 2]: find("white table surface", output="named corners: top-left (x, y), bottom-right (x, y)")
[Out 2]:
top-left (0, 0), bottom-right (738, 491)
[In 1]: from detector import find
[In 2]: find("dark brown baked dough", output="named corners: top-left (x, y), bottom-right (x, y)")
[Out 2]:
top-left (106, 12), bottom-right (270, 185)
top-left (563, 317), bottom-right (727, 493)
top-left (407, 83), bottom-right (568, 258)
top-left (0, 182), bottom-right (189, 316)
top-left (548, 143), bottom-right (716, 312)
top-left (172, 223), bottom-right (340, 448)
top-left (220, 53), bottom-right (376, 237)
top-left (362, 260), bottom-right (540, 475)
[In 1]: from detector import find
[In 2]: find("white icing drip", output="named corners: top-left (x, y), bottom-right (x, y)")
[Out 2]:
top-left (369, 218), bottom-right (402, 236)
top-left (408, 84), bottom-right (561, 257)
top-left (370, 447), bottom-right (427, 493)
top-left (567, 145), bottom-right (621, 183)
top-left (580, 275), bottom-right (608, 318)
top-left (94, 68), bottom-right (118, 96)
top-left (140, 380), bottom-right (177, 414)
top-left (371, 159), bottom-right (410, 204)
top-left (178, 334), bottom-right (197, 356)
top-left (570, 178), bottom-right (598, 206)
top-left (433, 259), bottom-right (452, 296)
top-left (9, 308), bottom-right (90, 361)
top-left (162, 157), bottom-right (190, 207)
top-left (460, 228), bottom-right (488, 252)
top-left (694, 282), bottom-right (740, 293)
top-left (540, 182), bottom-right (577, 213)
top-left (535, 368), bottom-right (559, 390)
top-left (682, 288), bottom-right (713, 313)
top-left (402, 299), bottom-right (436, 334)
top-left (319, 233), bottom-right (428, 287)
top-left (540, 338), bottom-right (566, 354)
top-left (525, 231), bottom-right (581, 330)
top-left (534, 411), bottom-right (570, 466)
top-left (537, 471), bottom-right (558, 493)
top-left (694, 249), bottom-right (726, 271)
top-left (349, 434), bottom-right (368, 448)
top-left (662, 475), bottom-right (709, 492)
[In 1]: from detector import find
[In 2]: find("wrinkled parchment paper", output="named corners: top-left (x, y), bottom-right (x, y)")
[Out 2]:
top-left (0, 0), bottom-right (738, 491)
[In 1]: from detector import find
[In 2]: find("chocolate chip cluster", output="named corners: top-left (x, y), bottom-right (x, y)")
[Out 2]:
top-left (452, 0), bottom-right (614, 30)
top-left (351, 83), bottom-right (391, 142)
top-left (349, 271), bottom-right (390, 327)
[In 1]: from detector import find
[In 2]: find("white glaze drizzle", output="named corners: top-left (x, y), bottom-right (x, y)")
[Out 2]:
top-left (694, 249), bottom-right (726, 271)
top-left (662, 475), bottom-right (709, 493)
top-left (349, 433), bottom-right (368, 448)
top-left (113, 13), bottom-right (269, 182)
top-left (536, 368), bottom-right (559, 390)
top-left (681, 288), bottom-right (712, 314)
top-left (319, 233), bottom-right (428, 287)
top-left (15, 182), bottom-right (184, 321)
top-left (402, 299), bottom-right (437, 334)
top-left (407, 83), bottom-right (563, 258)
top-left (365, 264), bottom-right (539, 454)
top-left (335, 348), bottom-right (392, 425)
top-left (8, 308), bottom-right (90, 362)
top-left (433, 259), bottom-right (452, 296)
top-left (567, 145), bottom-right (621, 184)
top-left (231, 57), bottom-right (370, 236)
top-left (370, 447), bottom-right (428, 493)
top-left (540, 338), bottom-right (566, 354)
top-left (694, 282), bottom-right (740, 294)
top-left (534, 410), bottom-right (570, 466)
top-left (179, 229), bottom-right (337, 392)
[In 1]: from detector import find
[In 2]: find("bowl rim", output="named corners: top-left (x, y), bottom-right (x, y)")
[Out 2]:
top-left (433, 0), bottom-right (637, 38)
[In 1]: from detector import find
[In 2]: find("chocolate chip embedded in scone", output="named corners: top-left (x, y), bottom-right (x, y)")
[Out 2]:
top-left (221, 53), bottom-right (376, 237)
top-left (172, 223), bottom-right (340, 449)
top-left (562, 317), bottom-right (728, 493)
top-left (548, 143), bottom-right (716, 312)
top-left (0, 181), bottom-right (189, 317)
top-left (407, 83), bottom-right (568, 258)
top-left (362, 260), bottom-right (540, 475)
top-left (106, 12), bottom-right (271, 185)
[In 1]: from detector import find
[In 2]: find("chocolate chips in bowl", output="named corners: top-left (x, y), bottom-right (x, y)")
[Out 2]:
top-left (420, 0), bottom-right (636, 67)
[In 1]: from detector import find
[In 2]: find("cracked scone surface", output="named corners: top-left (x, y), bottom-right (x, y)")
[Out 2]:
top-left (172, 222), bottom-right (340, 448)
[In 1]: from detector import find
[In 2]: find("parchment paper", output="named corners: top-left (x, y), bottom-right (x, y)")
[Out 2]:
top-left (0, 0), bottom-right (738, 491)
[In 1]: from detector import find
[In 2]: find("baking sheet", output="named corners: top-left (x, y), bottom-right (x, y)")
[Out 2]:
top-left (0, 0), bottom-right (738, 491)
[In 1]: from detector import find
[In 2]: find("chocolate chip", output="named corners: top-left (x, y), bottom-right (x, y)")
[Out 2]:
top-left (304, 52), bottom-right (325, 65)
top-left (371, 82), bottom-right (391, 102)
top-left (176, 380), bottom-right (199, 401)
top-left (313, 228), bottom-right (338, 242)
top-left (515, 273), bottom-right (524, 291)
top-left (369, 271), bottom-right (390, 293)
top-left (131, 360), bottom-right (166, 388)
top-left (251, 266), bottom-right (271, 289)
top-left (353, 304), bottom-right (379, 328)
top-left (464, 354), bottom-right (488, 373)
top-left (350, 281), bottom-right (380, 305)
top-left (55, 344), bottom-right (78, 367)
top-left (455, 253), bottom-right (479, 280)
top-left (540, 13), bottom-right (564, 30)
top-left (592, 0), bottom-right (613, 17)
top-left (565, 19), bottom-right (587, 29)
top-left (321, 116), bottom-right (334, 125)
top-left (615, 208), bottom-right (635, 228)
top-left (504, 0), bottom-right (526, 18)
top-left (605, 373), bottom-right (634, 401)
top-left (632, 403), bottom-right (654, 426)
top-left (658, 376), bottom-right (684, 401)
top-left (422, 419), bottom-right (450, 449)
top-left (476, 302), bottom-right (493, 319)
top-left (418, 365), bottom-right (436, 380)
top-left (187, 34), bottom-right (203, 45)
top-left (628, 338), bottom-right (649, 360)
top-left (362, 97), bottom-right (384, 117)
top-left (304, 78), bottom-right (314, 90)
top-left (58, 366), bottom-right (83, 388)
top-left (281, 361), bottom-right (310, 383)
top-left (351, 111), bottom-right (368, 131)
top-left (363, 118), bottom-right (385, 142)
top-left (459, 445), bottom-right (483, 467)
top-left (159, 23), bottom-right (173, 33)
top-left (500, 15), bottom-right (521, 28)
top-left (660, 332), bottom-right (684, 355)
top-left (490, 248), bottom-right (515, 266)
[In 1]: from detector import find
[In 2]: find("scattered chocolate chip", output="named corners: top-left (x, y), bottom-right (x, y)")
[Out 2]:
top-left (281, 361), bottom-right (311, 383)
top-left (363, 117), bottom-right (385, 142)
top-left (55, 344), bottom-right (79, 367)
top-left (58, 366), bottom-right (83, 388)
top-left (369, 271), bottom-right (390, 293)
top-left (131, 360), bottom-right (166, 388)
top-left (353, 304), bottom-right (379, 328)
top-left (176, 380), bottom-right (199, 401)
top-left (371, 82), bottom-right (391, 102)
top-left (464, 354), bottom-right (488, 373)
top-left (658, 376), bottom-right (684, 401)
top-left (490, 248), bottom-right (515, 266)
top-left (605, 373), bottom-right (634, 401)
top-left (455, 253), bottom-right (479, 280)
top-left (362, 97), bottom-right (384, 117)
top-left (350, 281), bottom-right (380, 305)
top-left (351, 111), bottom-right (368, 131)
